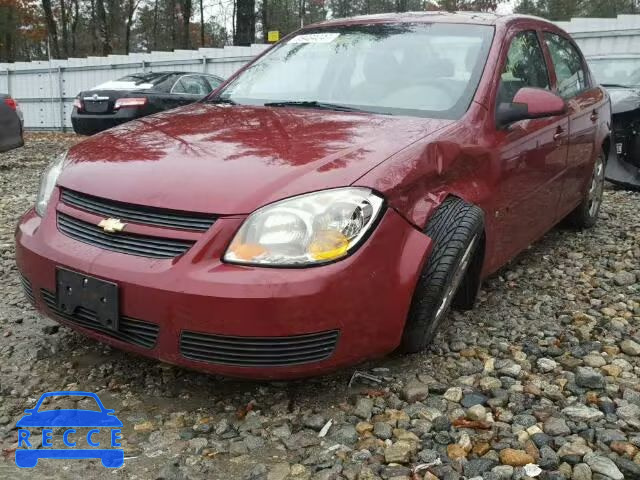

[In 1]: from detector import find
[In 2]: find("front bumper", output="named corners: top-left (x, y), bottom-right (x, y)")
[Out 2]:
top-left (15, 200), bottom-right (432, 379)
top-left (605, 149), bottom-right (640, 190)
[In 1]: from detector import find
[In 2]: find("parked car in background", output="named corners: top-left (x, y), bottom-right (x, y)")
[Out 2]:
top-left (587, 54), bottom-right (640, 189)
top-left (71, 71), bottom-right (224, 135)
top-left (17, 13), bottom-right (610, 379)
top-left (0, 94), bottom-right (24, 153)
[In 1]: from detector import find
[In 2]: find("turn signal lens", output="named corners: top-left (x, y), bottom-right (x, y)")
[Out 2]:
top-left (73, 97), bottom-right (82, 110)
top-left (229, 243), bottom-right (267, 261)
top-left (309, 230), bottom-right (349, 261)
top-left (114, 97), bottom-right (148, 109)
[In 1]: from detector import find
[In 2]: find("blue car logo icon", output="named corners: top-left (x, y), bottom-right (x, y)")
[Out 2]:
top-left (15, 391), bottom-right (124, 468)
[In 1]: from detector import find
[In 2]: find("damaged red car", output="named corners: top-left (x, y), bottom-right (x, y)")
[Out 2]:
top-left (16, 12), bottom-right (610, 379)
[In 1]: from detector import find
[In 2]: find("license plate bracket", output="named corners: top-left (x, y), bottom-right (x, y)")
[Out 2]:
top-left (56, 268), bottom-right (119, 331)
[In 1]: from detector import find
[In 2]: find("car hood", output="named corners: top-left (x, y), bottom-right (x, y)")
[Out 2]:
top-left (608, 87), bottom-right (640, 114)
top-left (59, 103), bottom-right (451, 215)
top-left (16, 410), bottom-right (123, 428)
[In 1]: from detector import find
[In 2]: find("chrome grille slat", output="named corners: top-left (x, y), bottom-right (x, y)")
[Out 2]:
top-left (59, 215), bottom-right (191, 250)
top-left (180, 330), bottom-right (339, 367)
top-left (57, 213), bottom-right (194, 259)
top-left (41, 289), bottom-right (159, 349)
top-left (19, 274), bottom-right (35, 304)
top-left (60, 189), bottom-right (216, 231)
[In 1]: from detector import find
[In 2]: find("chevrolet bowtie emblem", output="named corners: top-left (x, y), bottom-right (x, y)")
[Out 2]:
top-left (98, 218), bottom-right (127, 233)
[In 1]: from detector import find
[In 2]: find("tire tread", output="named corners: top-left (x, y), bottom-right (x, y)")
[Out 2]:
top-left (401, 197), bottom-right (484, 352)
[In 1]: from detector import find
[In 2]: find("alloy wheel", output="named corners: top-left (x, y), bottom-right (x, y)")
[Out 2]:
top-left (588, 154), bottom-right (605, 218)
top-left (434, 234), bottom-right (478, 323)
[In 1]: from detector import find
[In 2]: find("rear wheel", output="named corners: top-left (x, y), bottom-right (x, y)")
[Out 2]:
top-left (567, 150), bottom-right (605, 228)
top-left (401, 197), bottom-right (484, 353)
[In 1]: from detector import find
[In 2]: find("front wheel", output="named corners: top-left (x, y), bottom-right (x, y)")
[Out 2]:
top-left (567, 151), bottom-right (605, 228)
top-left (401, 197), bottom-right (484, 353)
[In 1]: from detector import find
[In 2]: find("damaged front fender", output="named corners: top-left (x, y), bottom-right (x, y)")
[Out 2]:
top-left (606, 148), bottom-right (640, 190)
top-left (605, 87), bottom-right (640, 190)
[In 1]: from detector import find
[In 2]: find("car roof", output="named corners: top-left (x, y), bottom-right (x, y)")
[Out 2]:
top-left (135, 71), bottom-right (223, 80)
top-left (311, 11), bottom-right (549, 28)
top-left (132, 71), bottom-right (221, 76)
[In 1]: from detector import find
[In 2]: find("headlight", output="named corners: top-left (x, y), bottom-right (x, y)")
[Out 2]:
top-left (35, 153), bottom-right (67, 217)
top-left (224, 188), bottom-right (384, 266)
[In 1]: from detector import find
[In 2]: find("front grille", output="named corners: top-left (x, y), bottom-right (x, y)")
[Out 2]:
top-left (19, 274), bottom-right (35, 304)
top-left (57, 212), bottom-right (195, 259)
top-left (41, 289), bottom-right (159, 349)
top-left (180, 330), bottom-right (340, 367)
top-left (60, 189), bottom-right (217, 232)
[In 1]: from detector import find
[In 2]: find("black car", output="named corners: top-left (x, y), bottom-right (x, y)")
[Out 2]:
top-left (71, 71), bottom-right (224, 135)
top-left (0, 94), bottom-right (24, 153)
top-left (587, 55), bottom-right (640, 189)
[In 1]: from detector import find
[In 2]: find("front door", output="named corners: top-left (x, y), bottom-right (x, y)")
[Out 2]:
top-left (488, 29), bottom-right (569, 269)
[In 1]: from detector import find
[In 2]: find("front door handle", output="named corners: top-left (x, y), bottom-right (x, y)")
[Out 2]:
top-left (553, 127), bottom-right (565, 141)
top-left (590, 111), bottom-right (599, 122)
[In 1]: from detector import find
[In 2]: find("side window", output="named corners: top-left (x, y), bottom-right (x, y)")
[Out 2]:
top-left (204, 75), bottom-right (223, 90)
top-left (152, 74), bottom-right (182, 93)
top-left (498, 31), bottom-right (550, 105)
top-left (172, 76), bottom-right (210, 95)
top-left (544, 33), bottom-right (588, 99)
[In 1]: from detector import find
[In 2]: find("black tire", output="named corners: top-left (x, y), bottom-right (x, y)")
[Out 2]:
top-left (567, 150), bottom-right (605, 228)
top-left (400, 197), bottom-right (484, 353)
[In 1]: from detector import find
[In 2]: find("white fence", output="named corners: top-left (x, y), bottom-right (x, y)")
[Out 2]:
top-left (556, 14), bottom-right (640, 56)
top-left (0, 44), bottom-right (269, 131)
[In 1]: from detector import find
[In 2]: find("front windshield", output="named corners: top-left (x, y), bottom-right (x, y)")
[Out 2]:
top-left (588, 58), bottom-right (640, 87)
top-left (215, 23), bottom-right (494, 119)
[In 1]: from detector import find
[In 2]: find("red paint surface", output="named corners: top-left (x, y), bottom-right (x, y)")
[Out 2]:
top-left (16, 13), bottom-right (611, 378)
top-left (512, 87), bottom-right (567, 117)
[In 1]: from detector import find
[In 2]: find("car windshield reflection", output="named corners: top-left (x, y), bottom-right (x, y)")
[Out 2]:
top-left (216, 23), bottom-right (494, 119)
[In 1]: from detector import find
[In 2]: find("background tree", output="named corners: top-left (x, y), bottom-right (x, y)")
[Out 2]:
top-left (235, 0), bottom-right (256, 45)
top-left (515, 0), bottom-right (639, 20)
top-left (179, 0), bottom-right (192, 48)
top-left (0, 0), bottom-right (513, 62)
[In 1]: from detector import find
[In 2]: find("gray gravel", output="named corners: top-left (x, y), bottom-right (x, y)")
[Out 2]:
top-left (1, 134), bottom-right (639, 480)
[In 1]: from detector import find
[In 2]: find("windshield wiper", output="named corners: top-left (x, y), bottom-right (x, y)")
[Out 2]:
top-left (263, 100), bottom-right (370, 113)
top-left (601, 83), bottom-right (633, 89)
top-left (207, 97), bottom-right (237, 105)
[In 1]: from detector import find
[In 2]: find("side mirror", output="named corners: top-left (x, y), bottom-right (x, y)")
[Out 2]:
top-left (497, 87), bottom-right (566, 128)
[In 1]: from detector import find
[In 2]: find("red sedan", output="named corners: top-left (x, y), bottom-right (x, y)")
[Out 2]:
top-left (16, 13), bottom-right (610, 379)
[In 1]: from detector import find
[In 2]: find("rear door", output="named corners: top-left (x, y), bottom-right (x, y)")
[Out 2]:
top-left (542, 32), bottom-right (606, 213)
top-left (168, 75), bottom-right (212, 109)
top-left (203, 75), bottom-right (223, 91)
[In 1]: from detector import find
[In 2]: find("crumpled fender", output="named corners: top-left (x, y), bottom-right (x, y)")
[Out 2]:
top-left (606, 149), bottom-right (640, 190)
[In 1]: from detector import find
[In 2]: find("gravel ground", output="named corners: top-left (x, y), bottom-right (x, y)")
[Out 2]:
top-left (1, 133), bottom-right (639, 480)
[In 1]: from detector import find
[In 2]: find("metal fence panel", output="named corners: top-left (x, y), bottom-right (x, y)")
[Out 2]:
top-left (0, 44), bottom-right (269, 131)
top-left (556, 14), bottom-right (640, 56)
